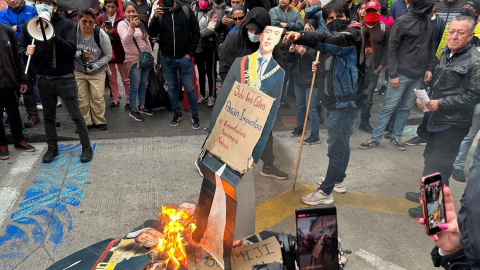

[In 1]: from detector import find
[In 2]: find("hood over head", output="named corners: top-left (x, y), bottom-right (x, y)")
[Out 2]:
top-left (411, 0), bottom-right (435, 15)
top-left (240, 7), bottom-right (271, 32)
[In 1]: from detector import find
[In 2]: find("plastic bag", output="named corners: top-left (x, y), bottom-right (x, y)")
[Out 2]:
top-left (145, 67), bottom-right (172, 110)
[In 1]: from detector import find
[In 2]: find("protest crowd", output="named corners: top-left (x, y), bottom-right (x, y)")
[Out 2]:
top-left (1, 0), bottom-right (480, 268)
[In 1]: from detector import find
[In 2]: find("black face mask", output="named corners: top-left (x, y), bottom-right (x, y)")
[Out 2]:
top-left (163, 0), bottom-right (174, 8)
top-left (460, 7), bottom-right (477, 21)
top-left (327, 19), bottom-right (350, 32)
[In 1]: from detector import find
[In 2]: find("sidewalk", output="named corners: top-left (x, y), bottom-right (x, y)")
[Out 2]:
top-left (5, 80), bottom-right (424, 143)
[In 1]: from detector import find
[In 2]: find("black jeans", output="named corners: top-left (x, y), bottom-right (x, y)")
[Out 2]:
top-left (416, 113), bottom-right (428, 139)
top-left (37, 75), bottom-right (90, 148)
top-left (23, 72), bottom-right (39, 116)
top-left (0, 91), bottom-right (25, 145)
top-left (260, 131), bottom-right (275, 167)
top-left (194, 50), bottom-right (216, 98)
top-left (423, 126), bottom-right (469, 186)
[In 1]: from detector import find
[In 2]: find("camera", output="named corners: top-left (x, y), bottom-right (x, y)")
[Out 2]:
top-left (81, 50), bottom-right (94, 73)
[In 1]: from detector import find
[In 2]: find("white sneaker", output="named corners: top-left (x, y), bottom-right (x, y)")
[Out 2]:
top-left (197, 96), bottom-right (207, 104)
top-left (56, 100), bottom-right (62, 107)
top-left (317, 178), bottom-right (347, 194)
top-left (207, 96), bottom-right (215, 107)
top-left (301, 189), bottom-right (334, 205)
top-left (195, 159), bottom-right (203, 177)
top-left (37, 104), bottom-right (43, 111)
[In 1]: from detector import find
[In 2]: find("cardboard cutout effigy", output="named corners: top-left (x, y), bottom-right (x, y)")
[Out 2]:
top-left (194, 26), bottom-right (285, 269)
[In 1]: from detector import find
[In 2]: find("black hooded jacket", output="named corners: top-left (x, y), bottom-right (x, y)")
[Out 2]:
top-left (0, 23), bottom-right (27, 93)
top-left (218, 7), bottom-right (270, 80)
top-left (387, 0), bottom-right (436, 79)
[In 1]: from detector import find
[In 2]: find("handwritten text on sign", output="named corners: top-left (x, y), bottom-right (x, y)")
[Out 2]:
top-left (205, 82), bottom-right (274, 173)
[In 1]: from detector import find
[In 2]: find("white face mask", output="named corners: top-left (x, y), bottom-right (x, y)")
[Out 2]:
top-left (247, 32), bottom-right (261, 42)
top-left (36, 4), bottom-right (53, 15)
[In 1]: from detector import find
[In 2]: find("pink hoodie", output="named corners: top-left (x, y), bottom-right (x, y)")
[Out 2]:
top-left (117, 20), bottom-right (153, 75)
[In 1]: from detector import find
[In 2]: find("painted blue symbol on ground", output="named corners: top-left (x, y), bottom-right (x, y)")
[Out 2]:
top-left (0, 144), bottom-right (96, 269)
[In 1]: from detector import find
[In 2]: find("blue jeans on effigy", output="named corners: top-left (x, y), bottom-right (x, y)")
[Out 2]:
top-left (129, 64), bottom-right (149, 109)
top-left (294, 82), bottom-right (320, 139)
top-left (161, 56), bottom-right (199, 116)
top-left (320, 107), bottom-right (357, 195)
top-left (453, 104), bottom-right (480, 170)
top-left (371, 74), bottom-right (423, 143)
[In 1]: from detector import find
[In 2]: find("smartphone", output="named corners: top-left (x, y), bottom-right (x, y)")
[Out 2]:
top-left (421, 172), bottom-right (446, 236)
top-left (225, 9), bottom-right (232, 18)
top-left (132, 14), bottom-right (139, 19)
top-left (296, 206), bottom-right (338, 270)
top-left (159, 6), bottom-right (171, 11)
top-left (105, 21), bottom-right (113, 30)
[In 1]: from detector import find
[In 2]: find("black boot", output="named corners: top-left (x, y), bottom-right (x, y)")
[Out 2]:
top-left (43, 146), bottom-right (59, 163)
top-left (80, 145), bottom-right (93, 163)
top-left (405, 191), bottom-right (421, 203)
top-left (408, 206), bottom-right (423, 219)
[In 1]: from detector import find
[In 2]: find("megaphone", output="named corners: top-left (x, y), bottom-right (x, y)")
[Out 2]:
top-left (26, 11), bottom-right (54, 41)
top-left (25, 11), bottom-right (54, 74)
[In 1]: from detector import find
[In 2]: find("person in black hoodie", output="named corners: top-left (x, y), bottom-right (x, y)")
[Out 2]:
top-left (18, 0), bottom-right (93, 163)
top-left (218, 7), bottom-right (289, 180)
top-left (0, 23), bottom-right (35, 160)
top-left (149, 0), bottom-right (201, 129)
top-left (359, 0), bottom-right (436, 152)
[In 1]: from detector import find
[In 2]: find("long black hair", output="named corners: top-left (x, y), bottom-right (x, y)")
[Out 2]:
top-left (380, 0), bottom-right (389, 18)
top-left (122, 1), bottom-right (147, 35)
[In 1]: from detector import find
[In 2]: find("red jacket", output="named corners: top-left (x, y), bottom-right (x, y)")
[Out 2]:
top-left (96, 12), bottom-right (126, 64)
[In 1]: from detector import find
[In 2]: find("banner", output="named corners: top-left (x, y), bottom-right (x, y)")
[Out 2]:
top-left (204, 82), bottom-right (275, 173)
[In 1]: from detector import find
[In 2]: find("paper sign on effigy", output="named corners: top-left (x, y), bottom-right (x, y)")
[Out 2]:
top-left (204, 82), bottom-right (275, 174)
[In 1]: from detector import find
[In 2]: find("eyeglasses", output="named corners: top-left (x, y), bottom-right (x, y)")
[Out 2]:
top-left (232, 15), bottom-right (245, 21)
top-left (81, 20), bottom-right (95, 26)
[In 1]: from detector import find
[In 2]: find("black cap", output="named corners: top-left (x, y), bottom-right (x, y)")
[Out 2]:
top-left (245, 22), bottom-right (262, 33)
top-left (44, 0), bottom-right (57, 5)
top-left (466, 0), bottom-right (480, 12)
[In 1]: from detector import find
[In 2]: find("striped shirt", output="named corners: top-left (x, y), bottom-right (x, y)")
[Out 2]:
top-left (435, 0), bottom-right (463, 23)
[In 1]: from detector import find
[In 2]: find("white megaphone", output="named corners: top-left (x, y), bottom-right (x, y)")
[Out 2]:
top-left (25, 11), bottom-right (54, 74)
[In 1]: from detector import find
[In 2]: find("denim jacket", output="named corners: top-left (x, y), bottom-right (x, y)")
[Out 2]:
top-left (208, 56), bottom-right (285, 165)
top-left (304, 5), bottom-right (327, 32)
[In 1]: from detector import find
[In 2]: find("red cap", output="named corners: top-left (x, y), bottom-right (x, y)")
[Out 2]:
top-left (365, 0), bottom-right (380, 11)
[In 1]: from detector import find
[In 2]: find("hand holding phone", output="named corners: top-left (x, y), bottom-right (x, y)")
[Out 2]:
top-left (154, 7), bottom-right (165, 18)
top-left (105, 21), bottom-right (113, 30)
top-left (421, 173), bottom-right (447, 236)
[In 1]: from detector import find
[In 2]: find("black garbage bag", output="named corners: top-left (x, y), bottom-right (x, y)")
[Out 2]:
top-left (145, 67), bottom-right (171, 110)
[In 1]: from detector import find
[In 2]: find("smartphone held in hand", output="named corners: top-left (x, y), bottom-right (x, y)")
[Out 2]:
top-left (105, 21), bottom-right (113, 30)
top-left (421, 173), bottom-right (446, 236)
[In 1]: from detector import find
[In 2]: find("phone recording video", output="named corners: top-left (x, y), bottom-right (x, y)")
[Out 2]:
top-left (296, 206), bottom-right (338, 270)
top-left (105, 21), bottom-right (113, 30)
top-left (421, 173), bottom-right (446, 235)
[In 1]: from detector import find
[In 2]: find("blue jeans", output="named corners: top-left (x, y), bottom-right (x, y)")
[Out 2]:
top-left (371, 74), bottom-right (423, 142)
top-left (320, 107), bottom-right (357, 195)
top-left (161, 56), bottom-right (198, 116)
top-left (294, 82), bottom-right (320, 139)
top-left (360, 74), bottom-right (380, 124)
top-left (129, 64), bottom-right (149, 109)
top-left (453, 104), bottom-right (480, 170)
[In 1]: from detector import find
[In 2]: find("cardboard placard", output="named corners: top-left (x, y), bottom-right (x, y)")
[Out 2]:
top-left (204, 82), bottom-right (275, 174)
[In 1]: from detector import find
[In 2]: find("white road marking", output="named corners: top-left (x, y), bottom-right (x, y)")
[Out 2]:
top-left (356, 249), bottom-right (407, 270)
top-left (0, 187), bottom-right (20, 228)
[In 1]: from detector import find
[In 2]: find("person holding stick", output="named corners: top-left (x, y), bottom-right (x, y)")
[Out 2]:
top-left (283, 0), bottom-right (364, 205)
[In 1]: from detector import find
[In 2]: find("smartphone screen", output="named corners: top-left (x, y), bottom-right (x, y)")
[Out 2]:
top-left (422, 173), bottom-right (446, 235)
top-left (105, 21), bottom-right (113, 30)
top-left (296, 206), bottom-right (338, 270)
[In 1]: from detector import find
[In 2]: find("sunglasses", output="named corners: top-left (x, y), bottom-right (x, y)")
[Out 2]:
top-left (232, 15), bottom-right (245, 21)
top-left (81, 20), bottom-right (95, 26)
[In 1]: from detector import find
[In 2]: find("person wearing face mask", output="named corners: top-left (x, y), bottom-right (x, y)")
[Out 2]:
top-left (18, 0), bottom-right (94, 163)
top-left (284, 0), bottom-right (364, 205)
top-left (219, 7), bottom-right (289, 180)
top-left (358, 0), bottom-right (436, 152)
top-left (358, 0), bottom-right (389, 134)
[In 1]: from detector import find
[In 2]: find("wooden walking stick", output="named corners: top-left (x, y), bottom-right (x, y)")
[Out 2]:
top-left (292, 51), bottom-right (320, 192)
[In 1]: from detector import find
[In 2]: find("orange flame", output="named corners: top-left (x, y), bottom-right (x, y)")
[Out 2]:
top-left (157, 206), bottom-right (196, 270)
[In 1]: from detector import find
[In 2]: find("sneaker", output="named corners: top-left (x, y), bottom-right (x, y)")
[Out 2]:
top-left (129, 110), bottom-right (145, 122)
top-left (0, 146), bottom-right (9, 160)
top-left (109, 102), bottom-right (120, 109)
top-left (138, 107), bottom-right (155, 116)
top-left (405, 191), bottom-right (421, 203)
top-left (377, 85), bottom-right (387, 95)
top-left (216, 76), bottom-right (222, 82)
top-left (192, 115), bottom-right (201, 130)
top-left (80, 145), bottom-right (93, 163)
top-left (14, 141), bottom-right (36, 152)
top-left (405, 136), bottom-right (427, 146)
top-left (98, 124), bottom-right (108, 131)
top-left (207, 97), bottom-right (215, 107)
top-left (24, 115), bottom-right (40, 128)
top-left (170, 113), bottom-right (183, 127)
top-left (280, 100), bottom-right (291, 109)
top-left (359, 138), bottom-right (379, 150)
top-left (317, 178), bottom-right (347, 193)
top-left (290, 127), bottom-right (303, 137)
top-left (42, 146), bottom-right (59, 163)
top-left (301, 189), bottom-right (334, 205)
top-left (384, 131), bottom-right (392, 139)
top-left (55, 119), bottom-right (61, 127)
top-left (197, 96), bottom-right (207, 104)
top-left (125, 103), bottom-right (131, 111)
top-left (260, 165), bottom-right (288, 180)
top-left (56, 100), bottom-right (62, 107)
top-left (303, 136), bottom-right (320, 145)
top-left (390, 138), bottom-right (406, 151)
top-left (358, 123), bottom-right (373, 134)
top-left (195, 158), bottom-right (203, 177)
top-left (37, 104), bottom-right (43, 111)
top-left (452, 168), bottom-right (467, 182)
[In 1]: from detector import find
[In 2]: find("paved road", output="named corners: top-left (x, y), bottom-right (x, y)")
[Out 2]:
top-left (0, 128), bottom-right (472, 270)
